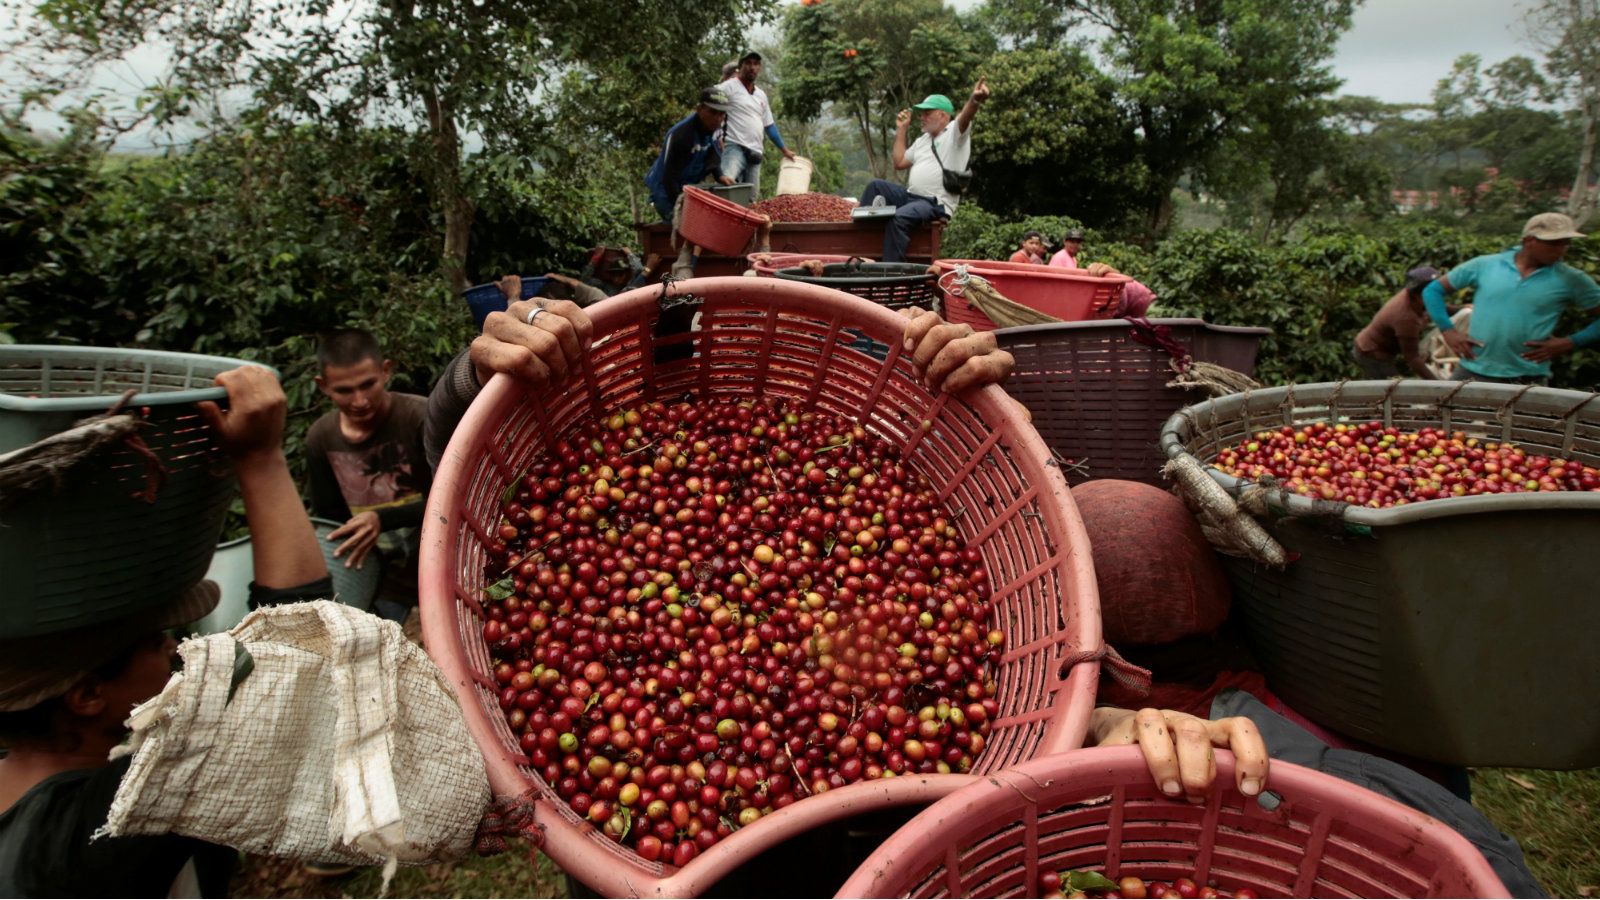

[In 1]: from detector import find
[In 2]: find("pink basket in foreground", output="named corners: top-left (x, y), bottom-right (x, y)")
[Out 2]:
top-left (421, 276), bottom-right (1102, 896)
top-left (935, 259), bottom-right (1129, 331)
top-left (837, 746), bottom-right (1510, 899)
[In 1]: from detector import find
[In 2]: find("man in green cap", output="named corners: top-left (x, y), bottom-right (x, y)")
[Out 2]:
top-left (858, 77), bottom-right (990, 262)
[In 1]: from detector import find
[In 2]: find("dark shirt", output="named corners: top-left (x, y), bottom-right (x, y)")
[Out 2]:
top-left (644, 113), bottom-right (724, 208)
top-left (0, 757), bottom-right (229, 897)
top-left (304, 393), bottom-right (431, 533)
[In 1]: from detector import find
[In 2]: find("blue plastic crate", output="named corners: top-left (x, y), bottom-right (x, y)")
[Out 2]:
top-left (463, 276), bottom-right (550, 329)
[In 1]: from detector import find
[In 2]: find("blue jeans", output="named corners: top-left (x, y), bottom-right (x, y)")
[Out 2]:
top-left (859, 179), bottom-right (945, 262)
top-left (721, 143), bottom-right (762, 193)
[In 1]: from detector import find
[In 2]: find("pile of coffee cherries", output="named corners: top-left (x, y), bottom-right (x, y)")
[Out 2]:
top-left (478, 398), bottom-right (1004, 865)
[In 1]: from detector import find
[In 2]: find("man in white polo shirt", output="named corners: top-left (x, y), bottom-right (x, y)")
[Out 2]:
top-left (715, 50), bottom-right (795, 195)
top-left (859, 77), bottom-right (989, 261)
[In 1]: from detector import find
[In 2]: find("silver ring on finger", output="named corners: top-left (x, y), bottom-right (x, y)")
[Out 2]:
top-left (525, 305), bottom-right (548, 326)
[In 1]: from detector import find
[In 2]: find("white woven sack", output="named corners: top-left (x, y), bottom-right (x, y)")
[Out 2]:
top-left (100, 601), bottom-right (490, 871)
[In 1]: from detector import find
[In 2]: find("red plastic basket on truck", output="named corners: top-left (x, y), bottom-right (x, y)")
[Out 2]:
top-left (421, 277), bottom-right (1103, 896)
top-left (935, 259), bottom-right (1129, 331)
top-left (838, 746), bottom-right (1509, 899)
top-left (679, 186), bottom-right (770, 256)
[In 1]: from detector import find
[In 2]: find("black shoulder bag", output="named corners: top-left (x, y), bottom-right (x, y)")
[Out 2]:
top-left (929, 134), bottom-right (973, 196)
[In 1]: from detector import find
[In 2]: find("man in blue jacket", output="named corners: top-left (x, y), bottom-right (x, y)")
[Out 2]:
top-left (645, 87), bottom-right (736, 222)
top-left (1425, 212), bottom-right (1600, 385)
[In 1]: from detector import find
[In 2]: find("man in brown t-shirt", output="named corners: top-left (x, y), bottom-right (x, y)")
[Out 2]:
top-left (306, 329), bottom-right (431, 622)
top-left (1353, 266), bottom-right (1441, 379)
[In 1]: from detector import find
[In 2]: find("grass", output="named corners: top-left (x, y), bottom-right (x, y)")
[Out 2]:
top-left (228, 841), bottom-right (566, 899)
top-left (1471, 767), bottom-right (1600, 897)
top-left (226, 769), bottom-right (1600, 898)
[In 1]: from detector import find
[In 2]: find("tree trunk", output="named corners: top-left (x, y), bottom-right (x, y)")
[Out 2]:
top-left (1570, 109), bottom-right (1597, 225)
top-left (421, 87), bottom-right (474, 294)
top-left (854, 98), bottom-right (882, 179)
top-left (1148, 187), bottom-right (1177, 237)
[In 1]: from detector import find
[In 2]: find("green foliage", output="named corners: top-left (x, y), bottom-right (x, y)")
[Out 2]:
top-left (779, 0), bottom-right (992, 178)
top-left (1030, 0), bottom-right (1358, 234)
top-left (963, 48), bottom-right (1150, 226)
top-left (939, 200), bottom-right (1082, 261)
top-left (940, 209), bottom-right (1600, 391)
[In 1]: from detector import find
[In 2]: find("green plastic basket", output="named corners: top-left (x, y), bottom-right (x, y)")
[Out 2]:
top-left (1160, 379), bottom-right (1600, 768)
top-left (0, 346), bottom-right (269, 638)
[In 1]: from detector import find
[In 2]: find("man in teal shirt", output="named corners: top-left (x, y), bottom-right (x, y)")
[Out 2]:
top-left (1424, 212), bottom-right (1600, 384)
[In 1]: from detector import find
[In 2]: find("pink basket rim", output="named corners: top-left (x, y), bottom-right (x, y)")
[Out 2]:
top-left (835, 746), bottom-right (1512, 899)
top-left (936, 258), bottom-right (1133, 286)
top-left (420, 276), bottom-right (1102, 896)
top-left (994, 318), bottom-right (1273, 338)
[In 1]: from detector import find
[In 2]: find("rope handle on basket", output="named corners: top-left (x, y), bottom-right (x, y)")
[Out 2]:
top-left (474, 791), bottom-right (546, 856)
top-left (1558, 392), bottom-right (1600, 421)
top-left (0, 388), bottom-right (167, 507)
top-left (1496, 383), bottom-right (1539, 422)
top-left (1124, 316), bottom-right (1193, 374)
top-left (656, 275), bottom-right (703, 313)
top-left (937, 265), bottom-right (978, 298)
top-left (1059, 643), bottom-right (1153, 696)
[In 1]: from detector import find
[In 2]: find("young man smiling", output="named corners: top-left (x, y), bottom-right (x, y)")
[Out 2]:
top-left (306, 328), bottom-right (431, 621)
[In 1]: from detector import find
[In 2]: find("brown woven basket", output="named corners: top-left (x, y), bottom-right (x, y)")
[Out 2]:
top-left (997, 319), bottom-right (1270, 485)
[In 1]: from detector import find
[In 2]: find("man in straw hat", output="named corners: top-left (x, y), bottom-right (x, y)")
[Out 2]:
top-left (0, 365), bottom-right (328, 895)
top-left (1424, 212), bottom-right (1600, 385)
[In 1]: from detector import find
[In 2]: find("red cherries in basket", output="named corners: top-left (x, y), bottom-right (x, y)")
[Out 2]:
top-left (1212, 421), bottom-right (1600, 507)
top-left (477, 398), bottom-right (1003, 860)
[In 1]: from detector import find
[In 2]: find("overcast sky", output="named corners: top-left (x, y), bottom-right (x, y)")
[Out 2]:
top-left (1330, 0), bottom-right (1538, 104)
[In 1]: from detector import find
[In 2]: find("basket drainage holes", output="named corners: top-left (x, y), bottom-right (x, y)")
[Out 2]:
top-left (1256, 790), bottom-right (1282, 811)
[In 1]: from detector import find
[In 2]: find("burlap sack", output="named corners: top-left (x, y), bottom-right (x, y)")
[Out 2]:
top-left (101, 601), bottom-right (489, 874)
top-left (956, 272), bottom-right (1062, 328)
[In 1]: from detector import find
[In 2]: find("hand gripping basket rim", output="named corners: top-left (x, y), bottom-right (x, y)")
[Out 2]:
top-left (1159, 379), bottom-right (1600, 527)
top-left (420, 276), bottom-right (1102, 897)
top-left (836, 746), bottom-right (1510, 899)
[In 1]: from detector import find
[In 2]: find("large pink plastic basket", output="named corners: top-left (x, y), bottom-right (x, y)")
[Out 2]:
top-left (839, 746), bottom-right (1510, 899)
top-left (935, 259), bottom-right (1130, 331)
top-left (421, 276), bottom-right (1102, 896)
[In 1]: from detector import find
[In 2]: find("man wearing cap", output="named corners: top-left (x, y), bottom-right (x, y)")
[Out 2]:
top-left (1353, 266), bottom-right (1444, 379)
top-left (1048, 228), bottom-right (1085, 269)
top-left (858, 77), bottom-right (990, 262)
top-left (644, 87), bottom-right (737, 222)
top-left (1009, 231), bottom-right (1047, 265)
top-left (0, 365), bottom-right (329, 895)
top-left (715, 51), bottom-right (796, 196)
top-left (1424, 212), bottom-right (1600, 385)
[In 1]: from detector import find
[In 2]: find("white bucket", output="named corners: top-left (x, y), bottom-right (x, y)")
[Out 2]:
top-left (776, 156), bottom-right (814, 195)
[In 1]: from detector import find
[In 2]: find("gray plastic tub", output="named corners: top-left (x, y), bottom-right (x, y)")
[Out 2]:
top-left (1161, 379), bottom-right (1600, 768)
top-left (1, 346), bottom-right (271, 638)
